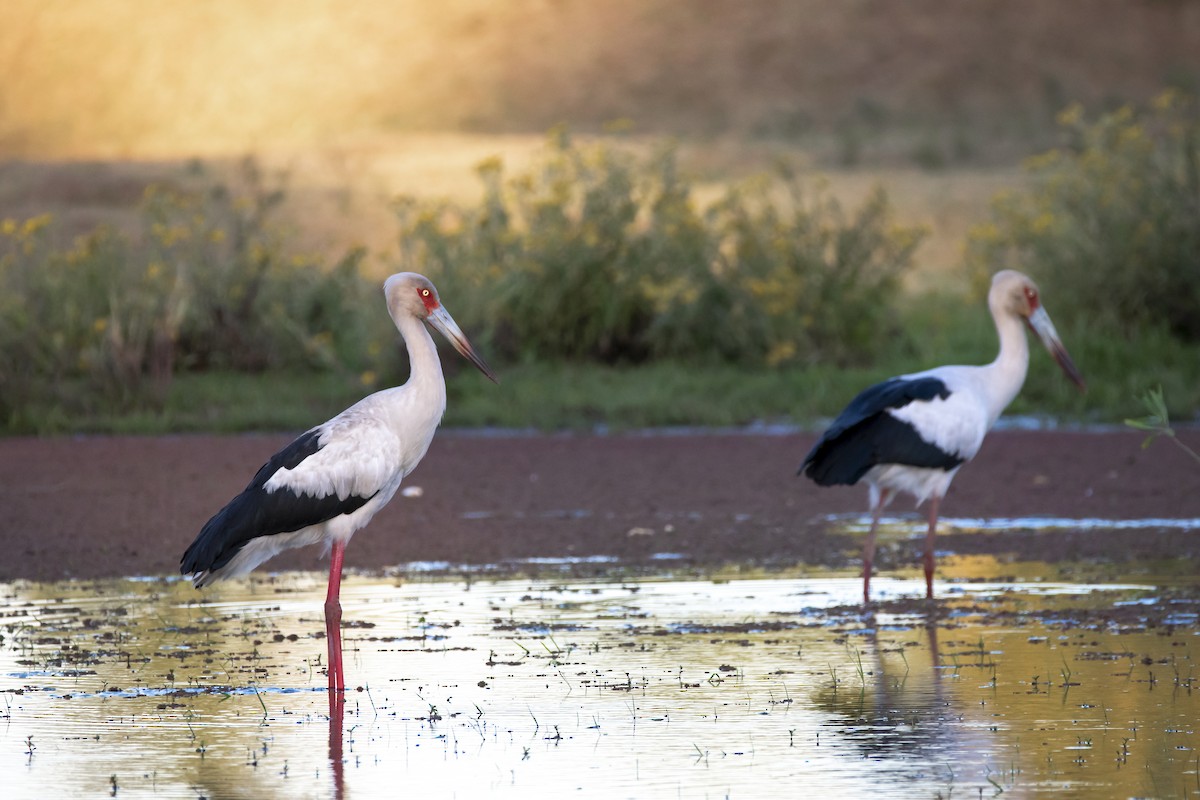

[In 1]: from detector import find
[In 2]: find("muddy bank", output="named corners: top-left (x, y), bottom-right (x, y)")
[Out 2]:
top-left (1, 430), bottom-right (1198, 582)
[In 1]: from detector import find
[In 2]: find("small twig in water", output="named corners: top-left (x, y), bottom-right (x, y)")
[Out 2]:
top-left (1060, 658), bottom-right (1076, 687)
top-left (365, 683), bottom-right (378, 715)
top-left (252, 683), bottom-right (268, 722)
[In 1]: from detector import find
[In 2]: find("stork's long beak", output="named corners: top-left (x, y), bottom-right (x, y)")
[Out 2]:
top-left (426, 305), bottom-right (499, 384)
top-left (1026, 306), bottom-right (1086, 391)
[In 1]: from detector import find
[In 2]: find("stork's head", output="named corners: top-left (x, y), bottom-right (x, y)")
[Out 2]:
top-left (989, 270), bottom-right (1085, 392)
top-left (384, 272), bottom-right (498, 383)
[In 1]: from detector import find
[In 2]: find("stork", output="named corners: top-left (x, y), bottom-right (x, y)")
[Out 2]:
top-left (180, 272), bottom-right (497, 695)
top-left (799, 270), bottom-right (1085, 602)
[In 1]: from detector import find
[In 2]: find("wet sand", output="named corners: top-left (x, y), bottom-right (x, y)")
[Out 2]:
top-left (1, 429), bottom-right (1198, 582)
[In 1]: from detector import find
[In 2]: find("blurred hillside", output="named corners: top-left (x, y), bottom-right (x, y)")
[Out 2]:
top-left (2, 0), bottom-right (1198, 158)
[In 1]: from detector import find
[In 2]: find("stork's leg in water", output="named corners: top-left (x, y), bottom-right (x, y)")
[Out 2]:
top-left (325, 540), bottom-right (347, 695)
top-left (862, 490), bottom-right (890, 604)
top-left (923, 496), bottom-right (941, 600)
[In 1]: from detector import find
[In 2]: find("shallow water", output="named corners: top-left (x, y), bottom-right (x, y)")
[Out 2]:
top-left (827, 513), bottom-right (1200, 533)
top-left (3, 564), bottom-right (1200, 799)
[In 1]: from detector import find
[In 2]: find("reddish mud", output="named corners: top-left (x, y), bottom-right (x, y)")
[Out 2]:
top-left (1, 429), bottom-right (1198, 582)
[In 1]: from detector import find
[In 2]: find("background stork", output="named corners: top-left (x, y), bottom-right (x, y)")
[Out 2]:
top-left (799, 270), bottom-right (1086, 602)
top-left (180, 272), bottom-right (497, 694)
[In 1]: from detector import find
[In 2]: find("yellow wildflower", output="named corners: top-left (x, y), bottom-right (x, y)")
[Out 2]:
top-left (476, 155), bottom-right (504, 176)
top-left (765, 341), bottom-right (796, 367)
top-left (1152, 89), bottom-right (1179, 112)
top-left (1056, 104), bottom-right (1084, 128)
top-left (21, 213), bottom-right (52, 237)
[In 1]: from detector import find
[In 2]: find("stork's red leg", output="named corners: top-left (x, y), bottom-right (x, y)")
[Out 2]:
top-left (863, 490), bottom-right (889, 604)
top-left (325, 540), bottom-right (347, 695)
top-left (924, 496), bottom-right (941, 600)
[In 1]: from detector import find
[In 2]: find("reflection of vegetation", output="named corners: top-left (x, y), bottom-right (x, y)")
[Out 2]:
top-left (1126, 386), bottom-right (1200, 466)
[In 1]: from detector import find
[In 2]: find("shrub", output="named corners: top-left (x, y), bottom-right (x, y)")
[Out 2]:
top-left (965, 91), bottom-right (1200, 340)
top-left (697, 169), bottom-right (923, 366)
top-left (397, 132), bottom-right (676, 363)
top-left (0, 159), bottom-right (377, 425)
top-left (0, 215), bottom-right (182, 417)
top-left (395, 130), bottom-right (925, 366)
top-left (145, 160), bottom-right (380, 373)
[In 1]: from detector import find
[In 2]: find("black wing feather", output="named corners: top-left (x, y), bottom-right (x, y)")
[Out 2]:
top-left (799, 377), bottom-right (965, 486)
top-left (180, 429), bottom-right (376, 576)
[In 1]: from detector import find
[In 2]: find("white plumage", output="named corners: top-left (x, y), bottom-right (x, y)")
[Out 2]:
top-left (801, 270), bottom-right (1085, 602)
top-left (181, 272), bottom-right (496, 693)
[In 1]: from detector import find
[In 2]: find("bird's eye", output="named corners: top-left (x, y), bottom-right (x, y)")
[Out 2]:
top-left (421, 289), bottom-right (430, 297)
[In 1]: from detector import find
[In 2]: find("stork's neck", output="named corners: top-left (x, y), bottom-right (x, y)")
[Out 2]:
top-left (394, 313), bottom-right (447, 422)
top-left (981, 302), bottom-right (1030, 425)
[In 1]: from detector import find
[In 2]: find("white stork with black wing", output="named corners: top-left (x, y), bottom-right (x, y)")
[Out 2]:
top-left (800, 270), bottom-right (1086, 602)
top-left (181, 272), bottom-right (497, 694)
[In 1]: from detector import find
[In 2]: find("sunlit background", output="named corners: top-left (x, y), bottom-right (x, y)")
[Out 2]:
top-left (5, 0), bottom-right (1198, 267)
top-left (2, 1), bottom-right (1199, 431)
top-left (4, 0), bottom-right (1198, 157)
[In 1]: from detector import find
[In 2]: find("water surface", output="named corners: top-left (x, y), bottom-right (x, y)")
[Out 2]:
top-left (3, 566), bottom-right (1199, 799)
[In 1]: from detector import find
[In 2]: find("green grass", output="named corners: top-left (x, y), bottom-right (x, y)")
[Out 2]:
top-left (16, 309), bottom-right (1197, 436)
top-left (449, 325), bottom-right (1199, 431)
top-left (12, 371), bottom-right (367, 435)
